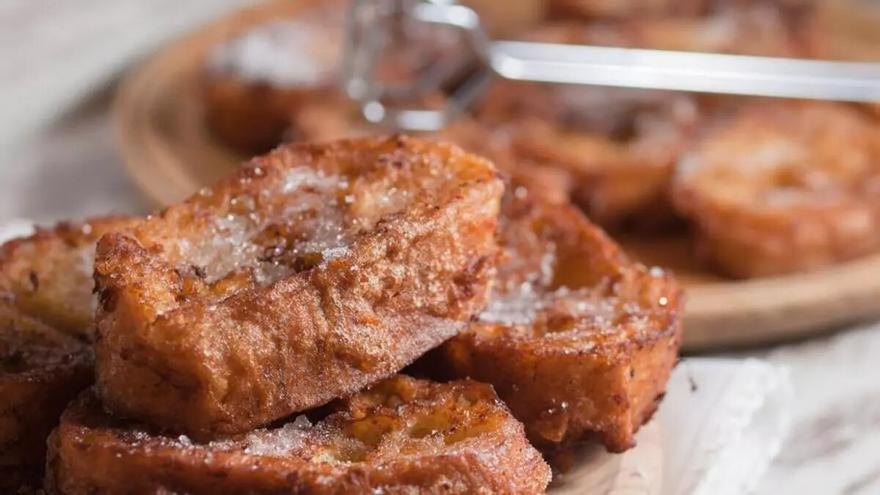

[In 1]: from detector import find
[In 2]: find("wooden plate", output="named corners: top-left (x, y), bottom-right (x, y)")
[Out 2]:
top-left (621, 235), bottom-right (880, 350)
top-left (113, 0), bottom-right (880, 351)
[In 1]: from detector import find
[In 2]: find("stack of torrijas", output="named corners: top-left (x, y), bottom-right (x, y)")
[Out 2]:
top-left (2, 136), bottom-right (682, 494)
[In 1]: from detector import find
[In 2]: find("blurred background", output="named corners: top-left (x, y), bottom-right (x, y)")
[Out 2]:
top-left (0, 0), bottom-right (255, 221)
top-left (3, 1), bottom-right (880, 493)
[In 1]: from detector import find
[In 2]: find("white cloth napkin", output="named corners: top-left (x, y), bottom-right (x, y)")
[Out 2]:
top-left (554, 358), bottom-right (792, 494)
top-left (0, 221), bottom-right (791, 495)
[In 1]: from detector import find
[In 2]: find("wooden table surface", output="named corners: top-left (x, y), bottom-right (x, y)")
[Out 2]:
top-left (2, 1), bottom-right (879, 493)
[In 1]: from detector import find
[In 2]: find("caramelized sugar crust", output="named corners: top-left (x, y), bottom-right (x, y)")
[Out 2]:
top-left (94, 136), bottom-right (503, 439)
top-left (48, 376), bottom-right (551, 494)
top-left (0, 218), bottom-right (133, 489)
top-left (673, 101), bottom-right (880, 277)
top-left (432, 194), bottom-right (683, 455)
top-left (0, 309), bottom-right (90, 490)
top-left (0, 218), bottom-right (135, 341)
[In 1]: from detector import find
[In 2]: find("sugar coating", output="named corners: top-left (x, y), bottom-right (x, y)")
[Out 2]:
top-left (475, 203), bottom-right (666, 342)
top-left (206, 15), bottom-right (342, 87)
top-left (138, 380), bottom-right (513, 466)
top-left (240, 415), bottom-right (313, 457)
top-left (170, 154), bottom-right (467, 293)
top-left (175, 167), bottom-right (349, 287)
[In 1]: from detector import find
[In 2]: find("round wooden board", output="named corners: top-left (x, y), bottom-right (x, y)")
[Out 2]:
top-left (620, 235), bottom-right (880, 350)
top-left (114, 0), bottom-right (880, 351)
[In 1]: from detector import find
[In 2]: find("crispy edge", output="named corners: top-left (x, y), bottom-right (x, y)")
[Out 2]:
top-left (0, 217), bottom-right (133, 489)
top-left (47, 377), bottom-right (551, 495)
top-left (94, 136), bottom-right (503, 438)
top-left (0, 314), bottom-right (92, 491)
top-left (0, 216), bottom-right (136, 340)
top-left (428, 198), bottom-right (683, 457)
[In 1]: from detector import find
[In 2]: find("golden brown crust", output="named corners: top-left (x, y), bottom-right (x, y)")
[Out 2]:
top-left (0, 307), bottom-right (91, 492)
top-left (427, 193), bottom-right (683, 456)
top-left (48, 376), bottom-right (551, 495)
top-left (672, 100), bottom-right (880, 278)
top-left (0, 218), bottom-right (134, 489)
top-left (0, 217), bottom-right (135, 341)
top-left (95, 136), bottom-right (503, 438)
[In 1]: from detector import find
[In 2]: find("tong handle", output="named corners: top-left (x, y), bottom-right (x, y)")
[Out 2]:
top-left (342, 0), bottom-right (880, 132)
top-left (492, 42), bottom-right (880, 103)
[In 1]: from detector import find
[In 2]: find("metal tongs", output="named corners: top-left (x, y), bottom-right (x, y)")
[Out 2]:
top-left (341, 0), bottom-right (880, 131)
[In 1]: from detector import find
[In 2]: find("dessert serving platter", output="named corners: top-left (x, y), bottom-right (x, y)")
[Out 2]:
top-left (114, 0), bottom-right (880, 351)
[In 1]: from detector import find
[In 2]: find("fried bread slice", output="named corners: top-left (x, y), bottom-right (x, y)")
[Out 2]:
top-left (0, 219), bottom-right (134, 341)
top-left (474, 24), bottom-right (701, 229)
top-left (428, 193), bottom-right (683, 457)
top-left (0, 218), bottom-right (133, 489)
top-left (48, 375), bottom-right (551, 494)
top-left (284, 97), bottom-right (575, 207)
top-left (201, 2), bottom-right (345, 153)
top-left (435, 119), bottom-right (577, 207)
top-left (203, 1), bottom-right (470, 154)
top-left (474, 11), bottom-right (814, 230)
top-left (475, 85), bottom-right (694, 230)
top-left (94, 136), bottom-right (503, 439)
top-left (0, 308), bottom-right (91, 490)
top-left (672, 100), bottom-right (880, 278)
